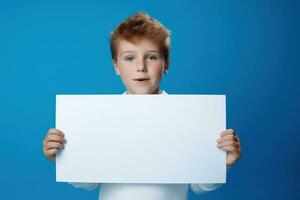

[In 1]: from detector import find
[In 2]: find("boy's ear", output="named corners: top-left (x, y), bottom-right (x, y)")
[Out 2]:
top-left (163, 60), bottom-right (169, 75)
top-left (113, 60), bottom-right (120, 76)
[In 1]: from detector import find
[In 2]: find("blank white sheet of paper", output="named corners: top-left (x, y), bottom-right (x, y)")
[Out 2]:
top-left (56, 95), bottom-right (226, 183)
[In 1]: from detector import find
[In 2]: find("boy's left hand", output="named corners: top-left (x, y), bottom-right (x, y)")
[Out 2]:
top-left (217, 129), bottom-right (242, 167)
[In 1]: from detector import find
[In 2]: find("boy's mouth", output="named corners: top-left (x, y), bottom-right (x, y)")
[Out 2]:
top-left (134, 78), bottom-right (150, 82)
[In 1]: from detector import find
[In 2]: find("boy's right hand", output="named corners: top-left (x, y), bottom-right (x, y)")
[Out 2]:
top-left (43, 128), bottom-right (66, 163)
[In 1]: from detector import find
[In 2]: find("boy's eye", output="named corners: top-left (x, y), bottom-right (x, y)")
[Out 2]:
top-left (124, 56), bottom-right (135, 62)
top-left (146, 55), bottom-right (158, 61)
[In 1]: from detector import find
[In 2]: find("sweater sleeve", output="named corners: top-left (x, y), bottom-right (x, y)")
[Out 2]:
top-left (68, 182), bottom-right (101, 191)
top-left (190, 165), bottom-right (230, 194)
top-left (189, 183), bottom-right (223, 194)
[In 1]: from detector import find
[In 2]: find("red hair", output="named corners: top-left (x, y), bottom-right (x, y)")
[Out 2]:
top-left (110, 12), bottom-right (171, 62)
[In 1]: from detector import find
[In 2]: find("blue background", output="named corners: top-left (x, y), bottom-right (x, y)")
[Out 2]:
top-left (0, 0), bottom-right (299, 199)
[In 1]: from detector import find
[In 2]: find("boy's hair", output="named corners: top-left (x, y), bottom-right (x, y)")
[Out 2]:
top-left (110, 12), bottom-right (171, 62)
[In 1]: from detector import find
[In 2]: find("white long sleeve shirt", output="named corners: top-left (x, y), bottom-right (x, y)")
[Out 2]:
top-left (69, 89), bottom-right (224, 200)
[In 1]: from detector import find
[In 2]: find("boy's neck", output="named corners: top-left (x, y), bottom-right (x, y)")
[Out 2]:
top-left (126, 88), bottom-right (162, 95)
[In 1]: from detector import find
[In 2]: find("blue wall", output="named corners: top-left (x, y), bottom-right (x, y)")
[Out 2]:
top-left (0, 0), bottom-right (299, 199)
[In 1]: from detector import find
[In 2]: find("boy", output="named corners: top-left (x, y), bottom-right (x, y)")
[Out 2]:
top-left (43, 12), bottom-right (242, 200)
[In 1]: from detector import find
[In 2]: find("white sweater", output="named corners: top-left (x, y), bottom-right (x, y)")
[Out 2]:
top-left (69, 90), bottom-right (224, 199)
top-left (69, 182), bottom-right (223, 200)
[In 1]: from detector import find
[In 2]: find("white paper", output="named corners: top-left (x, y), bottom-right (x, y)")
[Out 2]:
top-left (56, 95), bottom-right (226, 183)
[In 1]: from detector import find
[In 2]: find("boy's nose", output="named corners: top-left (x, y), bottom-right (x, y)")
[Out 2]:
top-left (136, 60), bottom-right (147, 72)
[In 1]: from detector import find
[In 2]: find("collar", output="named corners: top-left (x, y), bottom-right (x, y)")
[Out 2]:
top-left (122, 90), bottom-right (168, 95)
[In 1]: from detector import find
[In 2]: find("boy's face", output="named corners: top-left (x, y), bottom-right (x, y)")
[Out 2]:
top-left (113, 38), bottom-right (168, 94)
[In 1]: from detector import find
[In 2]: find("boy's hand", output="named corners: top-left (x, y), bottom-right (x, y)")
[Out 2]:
top-left (42, 128), bottom-right (66, 163)
top-left (217, 129), bottom-right (242, 167)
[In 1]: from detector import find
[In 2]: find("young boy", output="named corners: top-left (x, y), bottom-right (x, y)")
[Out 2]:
top-left (42, 12), bottom-right (242, 200)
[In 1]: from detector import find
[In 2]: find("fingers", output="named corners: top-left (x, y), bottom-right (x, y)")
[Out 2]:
top-left (45, 141), bottom-right (64, 151)
top-left (48, 128), bottom-right (64, 137)
top-left (44, 129), bottom-right (66, 145)
top-left (220, 129), bottom-right (236, 136)
top-left (43, 128), bottom-right (66, 160)
top-left (217, 141), bottom-right (241, 153)
top-left (217, 134), bottom-right (239, 143)
top-left (219, 145), bottom-right (241, 153)
top-left (44, 134), bottom-right (65, 145)
top-left (217, 128), bottom-right (241, 151)
top-left (218, 129), bottom-right (239, 142)
top-left (217, 140), bottom-right (240, 149)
